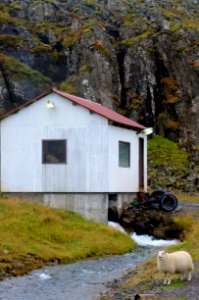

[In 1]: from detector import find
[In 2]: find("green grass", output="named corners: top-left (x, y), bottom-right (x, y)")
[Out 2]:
top-left (148, 135), bottom-right (189, 171)
top-left (147, 189), bottom-right (199, 203)
top-left (0, 198), bottom-right (136, 277)
top-left (162, 281), bottom-right (187, 290)
top-left (174, 193), bottom-right (199, 202)
top-left (100, 200), bottom-right (199, 299)
top-left (147, 135), bottom-right (191, 190)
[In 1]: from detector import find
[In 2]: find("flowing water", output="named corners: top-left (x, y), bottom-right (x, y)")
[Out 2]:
top-left (0, 247), bottom-right (155, 300)
top-left (0, 223), bottom-right (178, 300)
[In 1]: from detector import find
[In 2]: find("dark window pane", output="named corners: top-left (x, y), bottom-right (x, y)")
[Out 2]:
top-left (119, 141), bottom-right (130, 167)
top-left (42, 140), bottom-right (66, 164)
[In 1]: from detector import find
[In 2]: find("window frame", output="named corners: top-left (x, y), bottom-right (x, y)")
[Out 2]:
top-left (42, 139), bottom-right (67, 164)
top-left (119, 141), bottom-right (130, 168)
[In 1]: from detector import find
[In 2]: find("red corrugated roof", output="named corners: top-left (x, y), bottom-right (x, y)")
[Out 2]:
top-left (0, 88), bottom-right (145, 130)
top-left (53, 89), bottom-right (145, 130)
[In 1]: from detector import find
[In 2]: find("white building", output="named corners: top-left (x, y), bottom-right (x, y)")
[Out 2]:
top-left (0, 89), bottom-right (148, 223)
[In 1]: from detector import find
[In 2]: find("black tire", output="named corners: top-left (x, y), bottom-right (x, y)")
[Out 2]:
top-left (159, 193), bottom-right (178, 212)
top-left (150, 189), bottom-right (165, 201)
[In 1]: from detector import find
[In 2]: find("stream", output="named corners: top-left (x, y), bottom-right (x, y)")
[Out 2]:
top-left (0, 247), bottom-right (156, 300)
top-left (0, 223), bottom-right (178, 300)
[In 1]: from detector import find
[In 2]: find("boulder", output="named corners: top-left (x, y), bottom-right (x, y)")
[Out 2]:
top-left (119, 204), bottom-right (183, 240)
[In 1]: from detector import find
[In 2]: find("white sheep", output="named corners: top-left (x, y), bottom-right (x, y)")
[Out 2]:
top-left (157, 250), bottom-right (194, 285)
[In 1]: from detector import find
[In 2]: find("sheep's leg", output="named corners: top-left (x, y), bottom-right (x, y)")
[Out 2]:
top-left (187, 271), bottom-right (192, 281)
top-left (163, 273), bottom-right (167, 285)
top-left (167, 277), bottom-right (171, 285)
top-left (164, 273), bottom-right (171, 285)
top-left (180, 273), bottom-right (185, 281)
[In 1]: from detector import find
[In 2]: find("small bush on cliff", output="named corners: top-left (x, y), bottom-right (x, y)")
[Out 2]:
top-left (148, 135), bottom-right (189, 170)
top-left (147, 135), bottom-right (189, 189)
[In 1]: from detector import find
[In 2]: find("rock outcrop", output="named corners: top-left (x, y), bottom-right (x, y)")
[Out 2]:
top-left (118, 204), bottom-right (184, 241)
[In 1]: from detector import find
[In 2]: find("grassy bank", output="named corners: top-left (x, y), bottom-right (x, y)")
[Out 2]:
top-left (130, 217), bottom-right (199, 282)
top-left (174, 193), bottom-right (199, 203)
top-left (0, 198), bottom-right (136, 279)
top-left (99, 194), bottom-right (199, 299)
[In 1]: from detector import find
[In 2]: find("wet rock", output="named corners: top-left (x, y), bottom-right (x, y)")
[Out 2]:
top-left (119, 205), bottom-right (183, 240)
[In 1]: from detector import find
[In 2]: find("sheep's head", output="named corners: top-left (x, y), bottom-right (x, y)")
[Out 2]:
top-left (158, 250), bottom-right (168, 260)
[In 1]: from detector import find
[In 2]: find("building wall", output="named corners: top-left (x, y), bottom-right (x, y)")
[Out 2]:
top-left (0, 92), bottom-right (146, 194)
top-left (108, 125), bottom-right (147, 192)
top-left (108, 125), bottom-right (138, 192)
top-left (0, 92), bottom-right (147, 223)
top-left (0, 93), bottom-right (109, 192)
top-left (43, 193), bottom-right (108, 223)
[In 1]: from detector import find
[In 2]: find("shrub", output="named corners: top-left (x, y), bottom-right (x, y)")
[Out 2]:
top-left (147, 135), bottom-right (190, 189)
top-left (148, 135), bottom-right (189, 171)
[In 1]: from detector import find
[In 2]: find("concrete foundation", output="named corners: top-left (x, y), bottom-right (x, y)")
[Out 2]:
top-left (4, 192), bottom-right (136, 224)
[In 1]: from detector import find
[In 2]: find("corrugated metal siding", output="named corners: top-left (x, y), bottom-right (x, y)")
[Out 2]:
top-left (53, 89), bottom-right (145, 130)
top-left (108, 126), bottom-right (139, 192)
top-left (0, 93), bottom-right (146, 193)
top-left (1, 94), bottom-right (108, 192)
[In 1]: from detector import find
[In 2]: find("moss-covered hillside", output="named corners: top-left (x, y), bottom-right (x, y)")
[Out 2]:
top-left (148, 135), bottom-right (198, 192)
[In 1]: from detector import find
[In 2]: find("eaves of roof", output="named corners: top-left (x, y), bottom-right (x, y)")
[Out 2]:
top-left (0, 88), bottom-right (145, 131)
top-left (52, 89), bottom-right (145, 130)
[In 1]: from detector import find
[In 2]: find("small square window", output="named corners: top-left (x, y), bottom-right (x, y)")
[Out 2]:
top-left (119, 141), bottom-right (130, 167)
top-left (42, 140), bottom-right (66, 164)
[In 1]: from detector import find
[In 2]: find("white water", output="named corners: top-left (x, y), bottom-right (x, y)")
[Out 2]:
top-left (108, 221), bottom-right (127, 234)
top-left (108, 221), bottom-right (178, 247)
top-left (131, 232), bottom-right (178, 247)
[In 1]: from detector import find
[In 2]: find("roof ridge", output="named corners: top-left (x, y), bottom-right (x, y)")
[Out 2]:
top-left (52, 88), bottom-right (145, 130)
top-left (0, 88), bottom-right (145, 131)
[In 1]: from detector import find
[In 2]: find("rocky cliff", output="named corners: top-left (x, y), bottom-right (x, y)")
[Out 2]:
top-left (0, 0), bottom-right (199, 190)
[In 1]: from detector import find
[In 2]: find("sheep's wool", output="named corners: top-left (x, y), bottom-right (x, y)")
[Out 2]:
top-left (157, 250), bottom-right (194, 285)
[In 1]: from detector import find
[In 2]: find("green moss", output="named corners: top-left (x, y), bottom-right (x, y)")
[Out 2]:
top-left (8, 2), bottom-right (22, 11)
top-left (30, 0), bottom-right (56, 6)
top-left (89, 39), bottom-right (110, 58)
top-left (170, 21), bottom-right (182, 32)
top-left (148, 135), bottom-right (189, 171)
top-left (160, 8), bottom-right (186, 19)
top-left (0, 53), bottom-right (51, 85)
top-left (31, 41), bottom-right (53, 54)
top-left (162, 280), bottom-right (187, 289)
top-left (121, 30), bottom-right (155, 46)
top-left (161, 77), bottom-right (181, 107)
top-left (183, 19), bottom-right (199, 30)
top-left (59, 76), bottom-right (78, 95)
top-left (82, 0), bottom-right (96, 5)
top-left (122, 13), bottom-right (138, 28)
top-left (0, 10), bottom-right (14, 24)
top-left (163, 95), bottom-right (180, 104)
top-left (0, 34), bottom-right (20, 49)
top-left (80, 64), bottom-right (92, 74)
top-left (62, 27), bottom-right (90, 48)
top-left (161, 77), bottom-right (179, 91)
